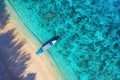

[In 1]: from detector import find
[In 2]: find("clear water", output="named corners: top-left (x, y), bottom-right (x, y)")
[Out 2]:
top-left (8, 0), bottom-right (120, 80)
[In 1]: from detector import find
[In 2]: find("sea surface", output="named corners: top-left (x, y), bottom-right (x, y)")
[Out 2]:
top-left (8, 0), bottom-right (120, 80)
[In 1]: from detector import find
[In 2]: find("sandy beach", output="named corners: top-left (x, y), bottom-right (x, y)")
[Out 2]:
top-left (0, 1), bottom-right (63, 80)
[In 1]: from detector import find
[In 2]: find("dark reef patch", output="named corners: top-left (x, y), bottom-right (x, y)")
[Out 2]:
top-left (116, 60), bottom-right (120, 68)
top-left (116, 29), bottom-right (120, 36)
top-left (113, 42), bottom-right (119, 49)
top-left (113, 0), bottom-right (120, 8)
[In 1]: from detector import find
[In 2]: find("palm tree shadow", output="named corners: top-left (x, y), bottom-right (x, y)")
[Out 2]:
top-left (0, 0), bottom-right (36, 80)
top-left (20, 73), bottom-right (36, 80)
top-left (0, 0), bottom-right (9, 29)
top-left (0, 29), bottom-right (36, 80)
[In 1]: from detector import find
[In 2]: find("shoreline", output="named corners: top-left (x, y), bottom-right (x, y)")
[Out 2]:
top-left (7, 1), bottom-right (43, 44)
top-left (4, 1), bottom-right (63, 80)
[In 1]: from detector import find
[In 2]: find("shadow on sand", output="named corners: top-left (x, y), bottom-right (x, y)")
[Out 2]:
top-left (0, 29), bottom-right (36, 80)
top-left (0, 0), bottom-right (36, 80)
top-left (0, 0), bottom-right (9, 29)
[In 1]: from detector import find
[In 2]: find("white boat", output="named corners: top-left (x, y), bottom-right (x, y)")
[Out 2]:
top-left (36, 36), bottom-right (59, 55)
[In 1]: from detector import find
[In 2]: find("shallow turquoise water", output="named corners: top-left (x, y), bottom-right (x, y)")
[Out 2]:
top-left (9, 0), bottom-right (120, 80)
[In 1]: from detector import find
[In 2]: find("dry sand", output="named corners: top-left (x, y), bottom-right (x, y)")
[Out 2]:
top-left (2, 1), bottom-right (63, 80)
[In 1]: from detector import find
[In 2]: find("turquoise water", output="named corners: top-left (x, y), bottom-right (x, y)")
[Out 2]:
top-left (8, 0), bottom-right (120, 80)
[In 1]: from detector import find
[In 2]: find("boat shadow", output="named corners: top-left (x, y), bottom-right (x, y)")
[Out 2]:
top-left (42, 35), bottom-right (60, 47)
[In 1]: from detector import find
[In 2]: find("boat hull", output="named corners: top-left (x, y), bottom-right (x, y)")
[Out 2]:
top-left (36, 40), bottom-right (56, 55)
top-left (36, 36), bottom-right (60, 55)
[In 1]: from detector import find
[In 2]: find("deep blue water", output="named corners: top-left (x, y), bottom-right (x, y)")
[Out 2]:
top-left (8, 0), bottom-right (120, 80)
